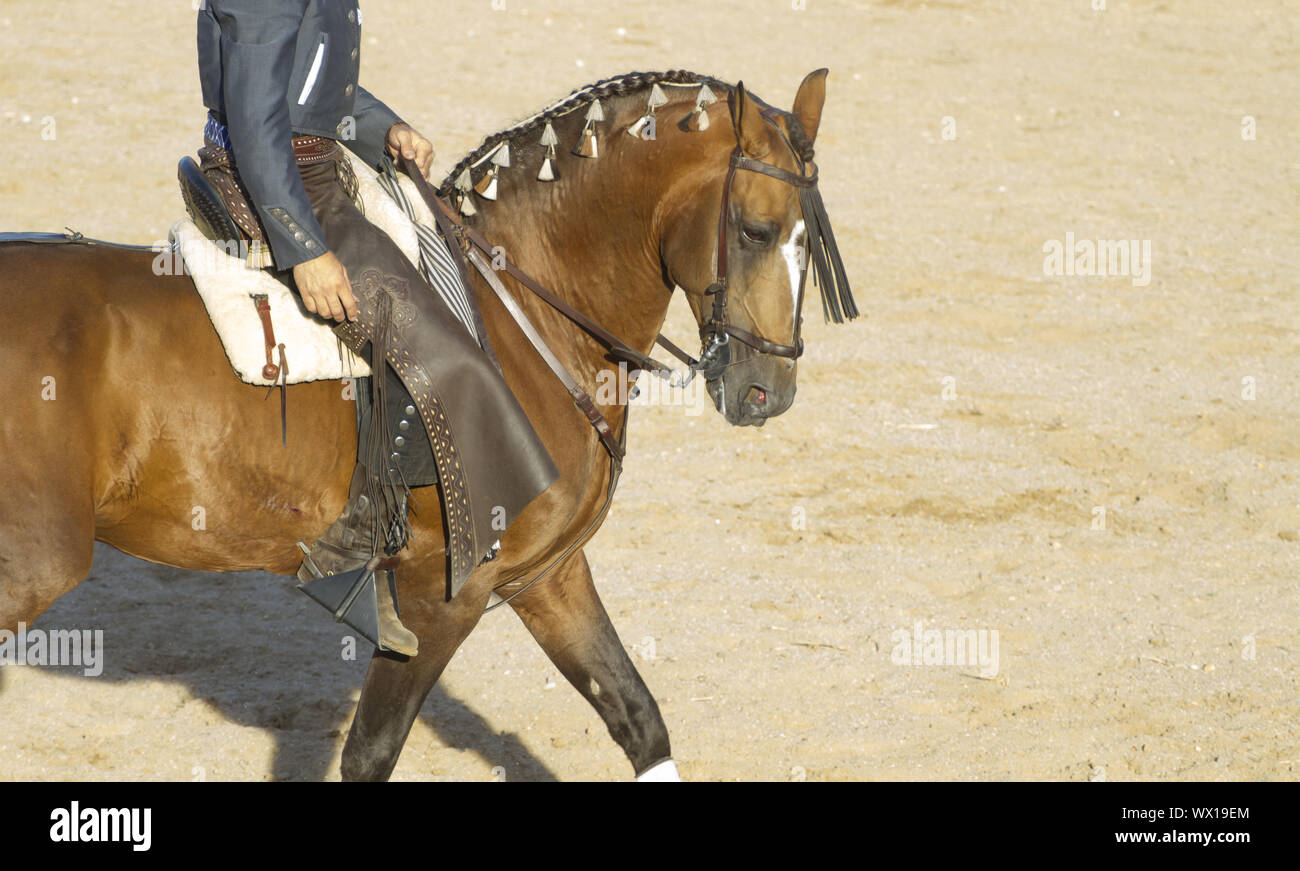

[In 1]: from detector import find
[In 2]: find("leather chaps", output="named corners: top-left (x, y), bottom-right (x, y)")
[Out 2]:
top-left (296, 144), bottom-right (559, 594)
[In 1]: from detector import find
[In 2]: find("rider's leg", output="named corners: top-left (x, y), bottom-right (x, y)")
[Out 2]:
top-left (293, 144), bottom-right (559, 643)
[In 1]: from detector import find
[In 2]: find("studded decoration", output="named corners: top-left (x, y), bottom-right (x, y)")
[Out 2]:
top-left (331, 268), bottom-right (478, 587)
top-left (573, 99), bottom-right (604, 158)
top-left (537, 121), bottom-right (559, 181)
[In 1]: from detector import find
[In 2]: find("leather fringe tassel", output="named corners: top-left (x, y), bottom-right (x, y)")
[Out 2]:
top-left (362, 293), bottom-right (413, 557)
top-left (798, 185), bottom-right (858, 323)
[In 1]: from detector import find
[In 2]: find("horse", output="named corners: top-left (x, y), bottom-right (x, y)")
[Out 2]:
top-left (0, 68), bottom-right (851, 781)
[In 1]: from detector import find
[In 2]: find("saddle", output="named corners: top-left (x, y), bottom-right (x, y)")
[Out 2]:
top-left (173, 148), bottom-right (474, 387)
top-left (177, 155), bottom-right (242, 251)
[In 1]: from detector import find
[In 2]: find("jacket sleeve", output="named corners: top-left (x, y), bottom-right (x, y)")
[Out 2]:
top-left (343, 86), bottom-right (403, 169)
top-left (211, 0), bottom-right (326, 271)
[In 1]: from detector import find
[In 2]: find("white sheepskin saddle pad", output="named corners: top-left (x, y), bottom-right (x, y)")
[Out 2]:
top-left (168, 151), bottom-right (444, 386)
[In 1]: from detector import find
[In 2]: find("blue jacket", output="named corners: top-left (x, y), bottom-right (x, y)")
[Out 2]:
top-left (197, 0), bottom-right (402, 269)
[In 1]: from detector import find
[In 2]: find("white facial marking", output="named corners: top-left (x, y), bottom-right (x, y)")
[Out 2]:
top-left (780, 220), bottom-right (807, 327)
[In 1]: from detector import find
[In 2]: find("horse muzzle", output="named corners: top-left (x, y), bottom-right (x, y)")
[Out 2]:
top-left (706, 362), bottom-right (796, 427)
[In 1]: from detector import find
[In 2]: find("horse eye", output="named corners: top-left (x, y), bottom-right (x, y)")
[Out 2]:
top-left (741, 223), bottom-right (773, 246)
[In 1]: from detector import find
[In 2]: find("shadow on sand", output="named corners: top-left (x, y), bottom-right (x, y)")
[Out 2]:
top-left (2, 543), bottom-right (557, 781)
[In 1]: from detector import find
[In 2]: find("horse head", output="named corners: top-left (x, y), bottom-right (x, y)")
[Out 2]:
top-left (436, 69), bottom-right (855, 430)
top-left (661, 69), bottom-right (855, 426)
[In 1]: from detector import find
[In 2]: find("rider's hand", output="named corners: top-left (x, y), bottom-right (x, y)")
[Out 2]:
top-left (386, 122), bottom-right (434, 177)
top-left (292, 251), bottom-right (357, 322)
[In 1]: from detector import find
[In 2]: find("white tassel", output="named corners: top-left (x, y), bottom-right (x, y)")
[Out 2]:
top-left (245, 239), bottom-right (273, 269)
top-left (489, 141), bottom-right (511, 168)
top-left (538, 123), bottom-right (559, 180)
top-left (689, 84), bottom-right (718, 131)
top-left (574, 101), bottom-right (604, 157)
top-left (629, 83), bottom-right (670, 139)
top-left (474, 166), bottom-right (498, 200)
top-left (455, 168), bottom-right (477, 215)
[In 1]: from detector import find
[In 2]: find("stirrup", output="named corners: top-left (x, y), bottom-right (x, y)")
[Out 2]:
top-left (296, 554), bottom-right (389, 653)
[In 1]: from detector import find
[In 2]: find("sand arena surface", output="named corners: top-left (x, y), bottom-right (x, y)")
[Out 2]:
top-left (1, 0), bottom-right (1297, 780)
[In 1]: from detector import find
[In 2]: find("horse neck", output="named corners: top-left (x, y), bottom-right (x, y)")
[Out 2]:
top-left (468, 119), bottom-right (716, 381)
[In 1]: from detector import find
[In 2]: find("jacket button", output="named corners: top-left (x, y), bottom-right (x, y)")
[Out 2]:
top-left (348, 10), bottom-right (356, 23)
top-left (305, 240), bottom-right (318, 251)
top-left (293, 230), bottom-right (306, 242)
top-left (351, 48), bottom-right (359, 61)
top-left (394, 435), bottom-right (405, 447)
top-left (404, 405), bottom-right (416, 416)
top-left (344, 84), bottom-right (354, 97)
top-left (398, 420), bottom-right (410, 431)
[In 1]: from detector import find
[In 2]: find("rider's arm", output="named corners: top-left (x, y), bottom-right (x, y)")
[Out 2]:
top-left (209, 0), bottom-right (327, 272)
top-left (343, 86), bottom-right (404, 170)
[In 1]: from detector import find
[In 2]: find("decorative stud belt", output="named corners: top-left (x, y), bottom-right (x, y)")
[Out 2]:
top-left (292, 135), bottom-right (339, 165)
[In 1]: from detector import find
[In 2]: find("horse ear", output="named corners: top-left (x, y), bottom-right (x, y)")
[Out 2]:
top-left (792, 68), bottom-right (829, 144)
top-left (728, 81), bottom-right (769, 156)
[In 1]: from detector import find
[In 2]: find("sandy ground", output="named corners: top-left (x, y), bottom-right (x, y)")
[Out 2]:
top-left (1, 0), bottom-right (1298, 781)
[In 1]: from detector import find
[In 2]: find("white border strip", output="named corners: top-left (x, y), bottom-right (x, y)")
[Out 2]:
top-left (297, 40), bottom-right (326, 106)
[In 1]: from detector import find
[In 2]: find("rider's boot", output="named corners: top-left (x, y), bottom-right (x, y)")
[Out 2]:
top-left (296, 462), bottom-right (420, 657)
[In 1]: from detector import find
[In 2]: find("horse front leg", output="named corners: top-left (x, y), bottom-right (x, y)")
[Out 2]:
top-left (339, 560), bottom-right (491, 781)
top-left (507, 550), bottom-right (676, 780)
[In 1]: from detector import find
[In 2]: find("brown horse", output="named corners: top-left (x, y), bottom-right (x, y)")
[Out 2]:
top-left (0, 69), bottom-right (846, 780)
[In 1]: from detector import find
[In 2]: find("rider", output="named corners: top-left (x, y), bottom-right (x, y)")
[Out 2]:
top-left (195, 1), bottom-right (559, 655)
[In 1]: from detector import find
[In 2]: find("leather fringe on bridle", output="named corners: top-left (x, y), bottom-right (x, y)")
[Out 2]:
top-left (798, 184), bottom-right (857, 324)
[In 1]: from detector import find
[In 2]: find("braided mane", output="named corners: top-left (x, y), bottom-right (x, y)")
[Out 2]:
top-left (437, 69), bottom-right (815, 197)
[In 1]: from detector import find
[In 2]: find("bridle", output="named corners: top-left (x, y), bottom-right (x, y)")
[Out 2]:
top-left (692, 141), bottom-right (817, 382)
top-left (686, 105), bottom-right (855, 384)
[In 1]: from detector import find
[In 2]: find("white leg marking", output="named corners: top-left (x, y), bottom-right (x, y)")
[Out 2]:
top-left (636, 759), bottom-right (682, 782)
